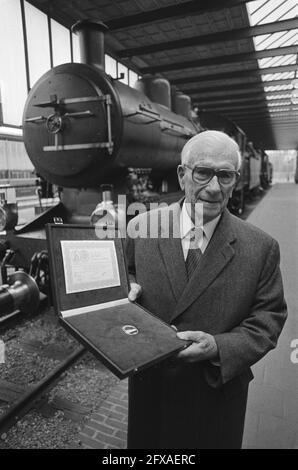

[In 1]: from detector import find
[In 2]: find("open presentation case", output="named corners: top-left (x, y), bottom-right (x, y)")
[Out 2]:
top-left (46, 224), bottom-right (189, 379)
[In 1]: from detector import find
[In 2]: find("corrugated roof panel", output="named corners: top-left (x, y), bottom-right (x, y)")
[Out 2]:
top-left (265, 84), bottom-right (293, 91)
top-left (247, 0), bottom-right (298, 26)
top-left (248, 0), bottom-right (271, 17)
top-left (266, 93), bottom-right (292, 99)
top-left (268, 100), bottom-right (292, 105)
top-left (262, 71), bottom-right (296, 80)
top-left (269, 106), bottom-right (291, 111)
top-left (247, 0), bottom-right (297, 148)
top-left (270, 112), bottom-right (294, 116)
top-left (254, 29), bottom-right (298, 50)
top-left (258, 54), bottom-right (297, 68)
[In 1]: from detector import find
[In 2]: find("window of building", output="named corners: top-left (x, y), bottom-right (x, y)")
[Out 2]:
top-left (51, 19), bottom-right (71, 66)
top-left (118, 63), bottom-right (128, 84)
top-left (24, 1), bottom-right (51, 88)
top-left (72, 33), bottom-right (81, 62)
top-left (105, 55), bottom-right (117, 78)
top-left (129, 69), bottom-right (138, 88)
top-left (0, 0), bottom-right (28, 126)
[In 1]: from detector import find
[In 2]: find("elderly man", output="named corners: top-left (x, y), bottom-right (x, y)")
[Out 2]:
top-left (125, 130), bottom-right (287, 449)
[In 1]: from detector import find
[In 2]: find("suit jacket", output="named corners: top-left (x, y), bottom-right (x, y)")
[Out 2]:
top-left (125, 201), bottom-right (287, 449)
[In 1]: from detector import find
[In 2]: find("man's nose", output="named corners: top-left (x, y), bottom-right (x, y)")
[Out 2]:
top-left (206, 175), bottom-right (221, 191)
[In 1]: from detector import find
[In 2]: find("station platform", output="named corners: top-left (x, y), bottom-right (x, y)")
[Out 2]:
top-left (242, 183), bottom-right (298, 449)
top-left (77, 183), bottom-right (298, 449)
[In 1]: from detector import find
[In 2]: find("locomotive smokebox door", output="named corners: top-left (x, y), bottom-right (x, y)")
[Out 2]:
top-left (22, 63), bottom-right (122, 188)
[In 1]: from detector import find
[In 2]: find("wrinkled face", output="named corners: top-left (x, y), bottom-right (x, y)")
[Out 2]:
top-left (177, 140), bottom-right (239, 223)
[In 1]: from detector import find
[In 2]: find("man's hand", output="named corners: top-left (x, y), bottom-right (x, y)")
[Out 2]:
top-left (177, 330), bottom-right (219, 362)
top-left (128, 282), bottom-right (142, 302)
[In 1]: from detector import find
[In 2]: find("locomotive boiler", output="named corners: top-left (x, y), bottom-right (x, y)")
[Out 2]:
top-left (0, 19), bottom-right (200, 276)
top-left (23, 20), bottom-right (199, 196)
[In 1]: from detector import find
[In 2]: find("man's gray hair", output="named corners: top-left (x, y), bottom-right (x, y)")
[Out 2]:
top-left (181, 130), bottom-right (242, 171)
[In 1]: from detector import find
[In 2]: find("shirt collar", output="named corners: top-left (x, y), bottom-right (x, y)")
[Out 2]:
top-left (180, 200), bottom-right (221, 241)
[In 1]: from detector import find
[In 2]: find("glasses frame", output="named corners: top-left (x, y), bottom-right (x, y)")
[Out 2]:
top-left (183, 164), bottom-right (240, 187)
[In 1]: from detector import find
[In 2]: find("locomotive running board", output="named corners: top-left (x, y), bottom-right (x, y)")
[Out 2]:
top-left (14, 202), bottom-right (67, 234)
top-left (43, 142), bottom-right (112, 151)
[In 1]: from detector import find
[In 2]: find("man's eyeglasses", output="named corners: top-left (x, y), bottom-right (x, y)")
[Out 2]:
top-left (183, 165), bottom-right (240, 186)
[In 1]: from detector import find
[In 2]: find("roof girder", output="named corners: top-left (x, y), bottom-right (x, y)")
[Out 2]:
top-left (190, 89), bottom-right (294, 101)
top-left (198, 101), bottom-right (270, 111)
top-left (180, 79), bottom-right (294, 94)
top-left (119, 18), bottom-right (298, 58)
top-left (185, 87), bottom-right (291, 98)
top-left (170, 65), bottom-right (298, 84)
top-left (106, 0), bottom-right (252, 30)
top-left (140, 45), bottom-right (298, 74)
top-left (196, 95), bottom-right (268, 105)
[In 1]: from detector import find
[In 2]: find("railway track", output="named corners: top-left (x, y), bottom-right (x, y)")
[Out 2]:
top-left (0, 307), bottom-right (118, 448)
top-left (0, 345), bottom-right (86, 435)
top-left (0, 308), bottom-right (87, 435)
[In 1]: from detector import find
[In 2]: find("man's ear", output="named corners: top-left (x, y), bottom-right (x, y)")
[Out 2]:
top-left (229, 182), bottom-right (237, 198)
top-left (177, 165), bottom-right (185, 190)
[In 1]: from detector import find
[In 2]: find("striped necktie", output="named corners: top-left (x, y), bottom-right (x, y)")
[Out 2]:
top-left (185, 227), bottom-right (203, 280)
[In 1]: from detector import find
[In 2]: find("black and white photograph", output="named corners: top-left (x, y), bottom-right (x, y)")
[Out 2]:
top-left (0, 0), bottom-right (297, 455)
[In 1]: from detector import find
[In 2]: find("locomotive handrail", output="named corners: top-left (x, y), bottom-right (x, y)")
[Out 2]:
top-left (125, 105), bottom-right (194, 134)
top-left (138, 105), bottom-right (161, 117)
top-left (25, 116), bottom-right (46, 123)
top-left (123, 104), bottom-right (195, 137)
top-left (43, 143), bottom-right (113, 151)
top-left (160, 120), bottom-right (195, 138)
top-left (33, 95), bottom-right (111, 108)
top-left (64, 111), bottom-right (94, 118)
top-left (123, 105), bottom-right (161, 124)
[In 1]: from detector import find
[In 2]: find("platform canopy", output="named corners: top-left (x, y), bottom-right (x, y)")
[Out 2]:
top-left (27, 0), bottom-right (298, 150)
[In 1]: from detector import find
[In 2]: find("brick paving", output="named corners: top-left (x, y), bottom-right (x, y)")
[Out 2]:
top-left (79, 380), bottom-right (128, 449)
top-left (79, 183), bottom-right (298, 449)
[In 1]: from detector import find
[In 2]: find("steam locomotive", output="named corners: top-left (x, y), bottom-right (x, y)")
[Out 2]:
top-left (0, 20), bottom-right (271, 315)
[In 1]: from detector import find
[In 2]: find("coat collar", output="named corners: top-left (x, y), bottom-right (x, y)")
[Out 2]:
top-left (158, 200), bottom-right (187, 305)
top-left (180, 200), bottom-right (221, 244)
top-left (158, 202), bottom-right (237, 322)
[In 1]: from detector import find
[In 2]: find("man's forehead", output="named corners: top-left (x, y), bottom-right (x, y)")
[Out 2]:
top-left (188, 148), bottom-right (237, 166)
top-left (182, 130), bottom-right (239, 165)
top-left (189, 139), bottom-right (236, 156)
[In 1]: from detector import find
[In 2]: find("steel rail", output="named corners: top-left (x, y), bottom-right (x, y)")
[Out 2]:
top-left (0, 345), bottom-right (86, 435)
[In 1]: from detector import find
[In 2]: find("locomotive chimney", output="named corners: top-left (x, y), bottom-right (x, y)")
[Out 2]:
top-left (72, 19), bottom-right (108, 70)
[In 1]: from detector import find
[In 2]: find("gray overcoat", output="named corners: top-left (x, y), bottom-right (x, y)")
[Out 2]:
top-left (125, 202), bottom-right (287, 449)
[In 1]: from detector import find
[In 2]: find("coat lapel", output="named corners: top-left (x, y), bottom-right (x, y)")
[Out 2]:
top-left (158, 201), bottom-right (188, 303)
top-left (170, 209), bottom-right (236, 322)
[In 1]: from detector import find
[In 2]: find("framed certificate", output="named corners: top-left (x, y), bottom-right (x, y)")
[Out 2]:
top-left (46, 224), bottom-right (189, 379)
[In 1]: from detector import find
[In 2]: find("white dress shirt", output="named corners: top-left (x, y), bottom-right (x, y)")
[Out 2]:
top-left (180, 201), bottom-right (222, 366)
top-left (180, 201), bottom-right (221, 260)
